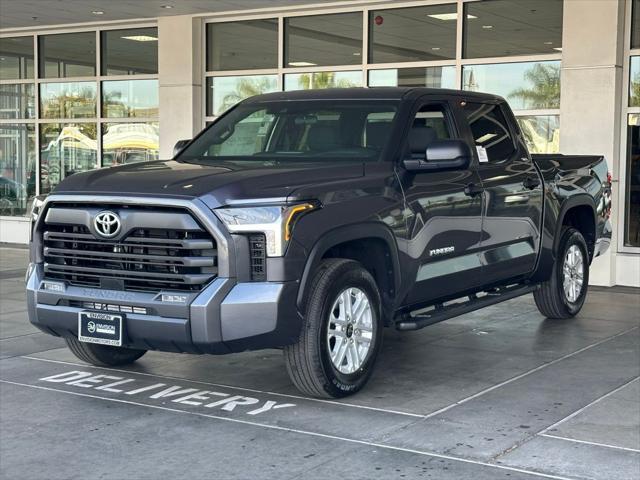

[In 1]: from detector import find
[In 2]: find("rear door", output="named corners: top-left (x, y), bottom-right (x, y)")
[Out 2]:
top-left (460, 100), bottom-right (543, 284)
top-left (401, 98), bottom-right (484, 307)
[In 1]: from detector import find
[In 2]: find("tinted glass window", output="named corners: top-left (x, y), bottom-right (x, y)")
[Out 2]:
top-left (369, 66), bottom-right (455, 88)
top-left (407, 104), bottom-right (452, 158)
top-left (284, 71), bottom-right (362, 91)
top-left (464, 102), bottom-right (516, 163)
top-left (368, 5), bottom-right (456, 64)
top-left (40, 81), bottom-right (96, 119)
top-left (40, 123), bottom-right (97, 193)
top-left (462, 61), bottom-right (560, 110)
top-left (206, 75), bottom-right (278, 116)
top-left (633, 0), bottom-right (640, 49)
top-left (102, 79), bottom-right (158, 118)
top-left (102, 122), bottom-right (159, 166)
top-left (516, 115), bottom-right (559, 154)
top-left (39, 32), bottom-right (96, 78)
top-left (180, 101), bottom-right (398, 164)
top-left (631, 57), bottom-right (640, 107)
top-left (464, 0), bottom-right (563, 58)
top-left (102, 28), bottom-right (158, 75)
top-left (207, 20), bottom-right (278, 71)
top-left (0, 123), bottom-right (36, 216)
top-left (626, 114), bottom-right (640, 247)
top-left (0, 84), bottom-right (35, 119)
top-left (285, 13), bottom-right (362, 67)
top-left (0, 36), bottom-right (34, 80)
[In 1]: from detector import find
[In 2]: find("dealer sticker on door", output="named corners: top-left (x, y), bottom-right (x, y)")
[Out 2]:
top-left (78, 311), bottom-right (123, 347)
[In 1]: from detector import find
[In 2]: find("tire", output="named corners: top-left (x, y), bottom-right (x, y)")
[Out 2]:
top-left (65, 338), bottom-right (147, 367)
top-left (534, 227), bottom-right (589, 319)
top-left (284, 259), bottom-right (384, 398)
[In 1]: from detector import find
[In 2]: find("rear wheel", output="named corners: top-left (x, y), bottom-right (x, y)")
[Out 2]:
top-left (534, 227), bottom-right (589, 319)
top-left (65, 338), bottom-right (147, 367)
top-left (284, 259), bottom-right (383, 398)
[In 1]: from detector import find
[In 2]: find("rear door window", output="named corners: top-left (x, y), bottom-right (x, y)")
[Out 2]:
top-left (463, 102), bottom-right (516, 163)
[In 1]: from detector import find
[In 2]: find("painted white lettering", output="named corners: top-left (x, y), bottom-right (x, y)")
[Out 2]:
top-left (247, 401), bottom-right (296, 416)
top-left (149, 386), bottom-right (199, 400)
top-left (172, 390), bottom-right (228, 406)
top-left (204, 395), bottom-right (259, 411)
top-left (125, 383), bottom-right (166, 395)
top-left (40, 371), bottom-right (93, 383)
top-left (67, 374), bottom-right (110, 388)
top-left (95, 377), bottom-right (135, 393)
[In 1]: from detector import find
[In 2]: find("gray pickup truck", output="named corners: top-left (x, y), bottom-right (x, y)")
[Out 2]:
top-left (27, 88), bottom-right (612, 398)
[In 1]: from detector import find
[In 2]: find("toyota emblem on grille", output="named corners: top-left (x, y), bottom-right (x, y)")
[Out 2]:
top-left (94, 211), bottom-right (121, 238)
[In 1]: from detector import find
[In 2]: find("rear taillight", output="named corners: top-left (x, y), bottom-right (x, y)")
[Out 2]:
top-left (605, 171), bottom-right (612, 219)
top-left (607, 171), bottom-right (612, 185)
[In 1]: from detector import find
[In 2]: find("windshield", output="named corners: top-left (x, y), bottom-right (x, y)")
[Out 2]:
top-left (178, 100), bottom-right (399, 165)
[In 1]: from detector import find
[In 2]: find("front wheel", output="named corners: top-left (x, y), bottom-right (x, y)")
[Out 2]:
top-left (284, 259), bottom-right (383, 398)
top-left (534, 227), bottom-right (589, 319)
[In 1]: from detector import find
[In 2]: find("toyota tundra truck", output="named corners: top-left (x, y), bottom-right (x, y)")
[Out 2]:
top-left (26, 88), bottom-right (612, 398)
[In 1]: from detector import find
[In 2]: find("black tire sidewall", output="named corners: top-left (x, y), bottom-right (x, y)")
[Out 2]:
top-left (556, 228), bottom-right (589, 316)
top-left (312, 264), bottom-right (383, 397)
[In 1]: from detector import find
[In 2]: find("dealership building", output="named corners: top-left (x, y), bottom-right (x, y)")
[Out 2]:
top-left (0, 0), bottom-right (638, 287)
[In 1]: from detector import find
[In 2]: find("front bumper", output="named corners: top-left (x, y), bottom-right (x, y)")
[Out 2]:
top-left (26, 264), bottom-right (302, 354)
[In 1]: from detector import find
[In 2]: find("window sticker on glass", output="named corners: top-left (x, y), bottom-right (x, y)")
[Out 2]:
top-left (476, 146), bottom-right (489, 163)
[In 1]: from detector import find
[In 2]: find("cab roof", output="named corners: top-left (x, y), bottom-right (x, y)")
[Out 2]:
top-left (243, 87), bottom-right (505, 104)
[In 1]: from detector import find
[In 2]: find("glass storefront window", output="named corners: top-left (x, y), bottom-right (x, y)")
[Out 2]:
top-left (0, 36), bottom-right (34, 80)
top-left (284, 71), bottom-right (362, 91)
top-left (626, 115), bottom-right (640, 247)
top-left (516, 115), bottom-right (560, 154)
top-left (0, 84), bottom-right (35, 119)
top-left (39, 32), bottom-right (96, 78)
top-left (40, 81), bottom-right (96, 119)
top-left (39, 123), bottom-right (97, 193)
top-left (102, 122), bottom-right (159, 167)
top-left (285, 13), bottom-right (362, 67)
top-left (206, 75), bottom-right (278, 116)
top-left (0, 124), bottom-right (35, 216)
top-left (462, 61), bottom-right (561, 110)
top-left (630, 57), bottom-right (640, 107)
top-left (101, 28), bottom-right (158, 75)
top-left (368, 5), bottom-right (456, 64)
top-left (207, 20), bottom-right (278, 71)
top-left (463, 0), bottom-right (563, 59)
top-left (368, 67), bottom-right (456, 88)
top-left (102, 79), bottom-right (158, 118)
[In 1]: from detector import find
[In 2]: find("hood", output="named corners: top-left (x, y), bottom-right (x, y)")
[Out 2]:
top-left (52, 159), bottom-right (364, 207)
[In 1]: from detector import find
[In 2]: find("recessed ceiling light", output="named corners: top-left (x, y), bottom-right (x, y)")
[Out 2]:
top-left (428, 13), bottom-right (477, 21)
top-left (160, 4), bottom-right (174, 8)
top-left (121, 35), bottom-right (158, 42)
top-left (544, 41), bottom-right (553, 45)
top-left (352, 52), bottom-right (361, 56)
top-left (431, 47), bottom-right (441, 51)
top-left (92, 10), bottom-right (104, 15)
top-left (482, 25), bottom-right (493, 29)
top-left (553, 47), bottom-right (562, 51)
top-left (288, 61), bottom-right (317, 67)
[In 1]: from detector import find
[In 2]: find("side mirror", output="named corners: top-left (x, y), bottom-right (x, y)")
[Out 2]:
top-left (173, 139), bottom-right (191, 157)
top-left (403, 139), bottom-right (472, 172)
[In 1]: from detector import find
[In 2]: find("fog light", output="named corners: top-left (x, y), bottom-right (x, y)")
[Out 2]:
top-left (42, 280), bottom-right (65, 292)
top-left (161, 294), bottom-right (188, 303)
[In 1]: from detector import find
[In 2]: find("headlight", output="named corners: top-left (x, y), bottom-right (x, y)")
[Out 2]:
top-left (215, 203), bottom-right (316, 256)
top-left (29, 195), bottom-right (47, 242)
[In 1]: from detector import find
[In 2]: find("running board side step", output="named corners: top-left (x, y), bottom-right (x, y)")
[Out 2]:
top-left (395, 284), bottom-right (539, 331)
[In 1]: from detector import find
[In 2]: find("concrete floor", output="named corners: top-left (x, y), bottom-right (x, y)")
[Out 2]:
top-left (0, 246), bottom-right (638, 480)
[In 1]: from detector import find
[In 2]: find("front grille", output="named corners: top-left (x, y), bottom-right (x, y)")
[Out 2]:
top-left (42, 205), bottom-right (218, 293)
top-left (249, 234), bottom-right (267, 281)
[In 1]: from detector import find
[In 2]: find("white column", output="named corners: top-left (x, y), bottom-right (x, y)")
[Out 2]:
top-left (158, 15), bottom-right (203, 159)
top-left (559, 0), bottom-right (626, 286)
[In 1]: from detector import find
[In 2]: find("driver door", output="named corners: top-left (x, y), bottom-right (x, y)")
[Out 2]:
top-left (401, 99), bottom-right (484, 308)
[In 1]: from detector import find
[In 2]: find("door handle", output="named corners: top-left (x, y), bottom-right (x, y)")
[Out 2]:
top-left (464, 182), bottom-right (482, 197)
top-left (522, 176), bottom-right (541, 190)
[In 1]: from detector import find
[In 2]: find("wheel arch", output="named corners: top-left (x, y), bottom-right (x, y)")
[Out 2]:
top-left (554, 195), bottom-right (597, 262)
top-left (296, 223), bottom-right (402, 323)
